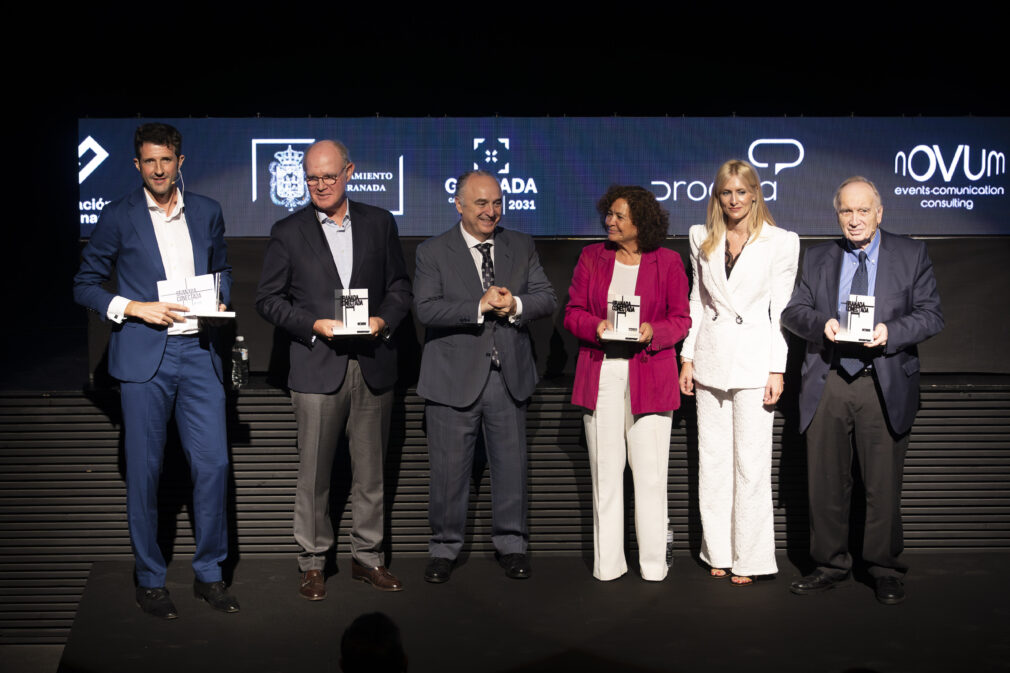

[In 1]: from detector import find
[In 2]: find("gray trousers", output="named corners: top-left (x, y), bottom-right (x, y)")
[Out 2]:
top-left (806, 369), bottom-right (909, 579)
top-left (292, 360), bottom-right (391, 571)
top-left (426, 369), bottom-right (528, 560)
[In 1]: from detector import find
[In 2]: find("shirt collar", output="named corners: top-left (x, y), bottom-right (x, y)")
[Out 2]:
top-left (459, 221), bottom-right (494, 249)
top-left (845, 229), bottom-right (881, 263)
top-left (143, 187), bottom-right (185, 219)
top-left (316, 207), bottom-right (352, 230)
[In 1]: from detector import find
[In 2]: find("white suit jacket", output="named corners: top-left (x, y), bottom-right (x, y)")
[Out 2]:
top-left (680, 222), bottom-right (799, 391)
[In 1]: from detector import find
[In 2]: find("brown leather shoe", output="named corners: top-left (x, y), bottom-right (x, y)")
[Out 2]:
top-left (299, 569), bottom-right (326, 600)
top-left (351, 559), bottom-right (404, 592)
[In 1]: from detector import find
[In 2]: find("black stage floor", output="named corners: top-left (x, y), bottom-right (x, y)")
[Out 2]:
top-left (58, 553), bottom-right (1009, 673)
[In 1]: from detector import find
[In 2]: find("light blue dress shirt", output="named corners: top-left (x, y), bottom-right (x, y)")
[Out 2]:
top-left (318, 208), bottom-right (353, 288)
top-left (836, 231), bottom-right (881, 318)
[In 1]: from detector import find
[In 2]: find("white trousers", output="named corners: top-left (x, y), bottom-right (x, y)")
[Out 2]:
top-left (696, 384), bottom-right (778, 576)
top-left (584, 359), bottom-right (672, 581)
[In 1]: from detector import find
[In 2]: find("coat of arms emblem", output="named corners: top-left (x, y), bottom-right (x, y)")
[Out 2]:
top-left (269, 146), bottom-right (310, 211)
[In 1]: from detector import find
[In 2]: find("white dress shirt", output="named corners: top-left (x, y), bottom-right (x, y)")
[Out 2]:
top-left (459, 222), bottom-right (523, 323)
top-left (107, 188), bottom-right (198, 335)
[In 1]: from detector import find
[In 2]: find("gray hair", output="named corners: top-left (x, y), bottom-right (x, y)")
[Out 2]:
top-left (833, 176), bottom-right (882, 211)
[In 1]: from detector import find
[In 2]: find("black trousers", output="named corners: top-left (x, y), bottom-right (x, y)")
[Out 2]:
top-left (806, 369), bottom-right (909, 579)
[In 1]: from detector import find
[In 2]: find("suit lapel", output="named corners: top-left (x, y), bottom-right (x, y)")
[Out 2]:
top-left (707, 234), bottom-right (736, 314)
top-left (728, 228), bottom-right (768, 294)
top-left (634, 249), bottom-right (657, 315)
top-left (872, 230), bottom-right (892, 300)
top-left (297, 207), bottom-right (342, 289)
top-left (493, 228), bottom-right (512, 290)
top-left (185, 196), bottom-right (209, 276)
top-left (348, 201), bottom-right (366, 289)
top-left (593, 245), bottom-right (616, 313)
top-left (129, 188), bottom-right (168, 280)
top-left (448, 224), bottom-right (486, 298)
top-left (824, 240), bottom-right (845, 318)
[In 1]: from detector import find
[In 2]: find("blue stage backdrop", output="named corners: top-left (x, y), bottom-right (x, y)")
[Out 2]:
top-left (78, 118), bottom-right (1010, 238)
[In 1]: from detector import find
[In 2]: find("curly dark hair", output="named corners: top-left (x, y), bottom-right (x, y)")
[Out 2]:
top-left (596, 185), bottom-right (669, 253)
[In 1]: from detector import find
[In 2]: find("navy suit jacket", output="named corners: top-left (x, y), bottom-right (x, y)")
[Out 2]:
top-left (255, 200), bottom-right (412, 394)
top-left (780, 229), bottom-right (943, 435)
top-left (414, 224), bottom-right (557, 408)
top-left (73, 187), bottom-right (232, 383)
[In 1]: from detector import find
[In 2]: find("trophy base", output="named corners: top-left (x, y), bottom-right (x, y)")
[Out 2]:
top-left (184, 311), bottom-right (236, 319)
top-left (836, 330), bottom-right (871, 343)
top-left (600, 330), bottom-right (639, 342)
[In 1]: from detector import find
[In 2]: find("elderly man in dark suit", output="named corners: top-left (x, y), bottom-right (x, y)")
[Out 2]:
top-left (414, 170), bottom-right (556, 583)
top-left (781, 176), bottom-right (943, 605)
top-left (74, 122), bottom-right (238, 619)
top-left (256, 140), bottom-right (412, 599)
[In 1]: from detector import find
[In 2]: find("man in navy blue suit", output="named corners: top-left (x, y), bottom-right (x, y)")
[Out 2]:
top-left (74, 123), bottom-right (239, 619)
top-left (781, 176), bottom-right (943, 605)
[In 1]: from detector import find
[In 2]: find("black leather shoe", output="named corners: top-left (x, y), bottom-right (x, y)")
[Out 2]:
top-left (193, 580), bottom-right (240, 613)
top-left (498, 553), bottom-right (531, 580)
top-left (790, 570), bottom-right (848, 595)
top-left (136, 587), bottom-right (179, 620)
top-left (875, 576), bottom-right (906, 605)
top-left (424, 557), bottom-right (453, 584)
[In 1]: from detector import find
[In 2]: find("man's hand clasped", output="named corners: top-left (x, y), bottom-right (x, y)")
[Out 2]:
top-left (481, 285), bottom-right (517, 318)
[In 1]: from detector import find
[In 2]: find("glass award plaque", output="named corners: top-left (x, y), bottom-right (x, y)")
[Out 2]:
top-left (157, 273), bottom-right (235, 319)
top-left (600, 293), bottom-right (641, 342)
top-left (837, 293), bottom-right (875, 343)
top-left (332, 289), bottom-right (371, 336)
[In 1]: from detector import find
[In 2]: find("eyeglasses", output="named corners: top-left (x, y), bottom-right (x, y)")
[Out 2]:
top-left (305, 167), bottom-right (349, 186)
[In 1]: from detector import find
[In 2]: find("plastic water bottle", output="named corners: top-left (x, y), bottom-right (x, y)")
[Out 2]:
top-left (231, 336), bottom-right (249, 390)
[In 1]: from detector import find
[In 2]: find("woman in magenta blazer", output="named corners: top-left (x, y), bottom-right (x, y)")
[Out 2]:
top-left (564, 185), bottom-right (691, 581)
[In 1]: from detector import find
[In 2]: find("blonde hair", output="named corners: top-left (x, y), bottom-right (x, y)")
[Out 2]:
top-left (701, 159), bottom-right (777, 258)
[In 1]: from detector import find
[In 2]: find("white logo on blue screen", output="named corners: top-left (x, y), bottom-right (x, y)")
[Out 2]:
top-left (894, 145), bottom-right (1004, 182)
top-left (444, 137), bottom-right (538, 212)
top-left (251, 137), bottom-right (314, 209)
top-left (892, 144), bottom-right (1006, 211)
top-left (651, 138), bottom-right (804, 202)
top-left (348, 159), bottom-right (406, 216)
top-left (474, 137), bottom-right (510, 174)
top-left (78, 136), bottom-right (111, 231)
top-left (251, 138), bottom-right (405, 216)
top-left (748, 139), bottom-right (804, 175)
top-left (78, 136), bottom-right (108, 184)
top-left (269, 146), bottom-right (311, 211)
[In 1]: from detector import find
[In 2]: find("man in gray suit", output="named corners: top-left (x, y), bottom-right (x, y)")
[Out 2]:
top-left (256, 140), bottom-right (412, 599)
top-left (781, 176), bottom-right (943, 605)
top-left (414, 170), bottom-right (556, 582)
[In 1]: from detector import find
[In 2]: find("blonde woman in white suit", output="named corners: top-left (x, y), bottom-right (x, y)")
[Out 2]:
top-left (679, 159), bottom-right (799, 585)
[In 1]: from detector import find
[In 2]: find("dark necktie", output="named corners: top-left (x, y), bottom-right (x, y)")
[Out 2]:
top-left (476, 242), bottom-right (500, 366)
top-left (477, 242), bottom-right (494, 290)
top-left (851, 251), bottom-right (868, 296)
top-left (840, 251), bottom-right (869, 376)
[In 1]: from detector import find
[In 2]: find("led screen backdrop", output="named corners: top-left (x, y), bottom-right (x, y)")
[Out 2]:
top-left (78, 117), bottom-right (1010, 238)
